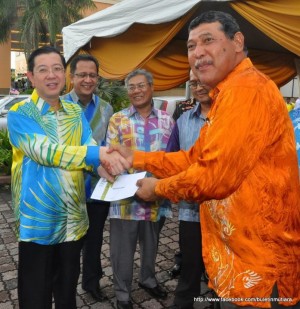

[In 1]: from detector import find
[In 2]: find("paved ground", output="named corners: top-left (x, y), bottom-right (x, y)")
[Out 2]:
top-left (0, 184), bottom-right (213, 309)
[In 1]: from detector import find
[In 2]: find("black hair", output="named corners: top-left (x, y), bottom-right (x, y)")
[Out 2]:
top-left (69, 54), bottom-right (99, 74)
top-left (189, 11), bottom-right (240, 40)
top-left (27, 46), bottom-right (66, 72)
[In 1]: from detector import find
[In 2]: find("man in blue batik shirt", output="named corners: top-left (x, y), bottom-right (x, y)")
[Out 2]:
top-left (8, 46), bottom-right (127, 309)
top-left (63, 54), bottom-right (113, 302)
top-left (166, 70), bottom-right (213, 309)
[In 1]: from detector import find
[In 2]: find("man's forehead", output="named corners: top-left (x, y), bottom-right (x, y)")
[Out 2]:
top-left (76, 60), bottom-right (97, 69)
top-left (188, 22), bottom-right (222, 39)
top-left (128, 75), bottom-right (147, 84)
top-left (34, 53), bottom-right (62, 65)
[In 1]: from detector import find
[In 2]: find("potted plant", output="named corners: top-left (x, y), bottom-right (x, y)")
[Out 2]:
top-left (0, 129), bottom-right (12, 183)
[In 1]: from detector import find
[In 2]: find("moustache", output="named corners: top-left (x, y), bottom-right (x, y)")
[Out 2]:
top-left (195, 60), bottom-right (213, 69)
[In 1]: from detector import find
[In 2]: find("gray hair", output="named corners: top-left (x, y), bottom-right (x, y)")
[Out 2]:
top-left (124, 69), bottom-right (153, 87)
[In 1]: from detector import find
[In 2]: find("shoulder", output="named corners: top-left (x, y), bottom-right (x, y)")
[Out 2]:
top-left (9, 96), bottom-right (32, 113)
top-left (61, 91), bottom-right (77, 104)
top-left (228, 59), bottom-right (271, 92)
top-left (98, 96), bottom-right (113, 109)
top-left (177, 107), bottom-right (194, 124)
top-left (110, 108), bottom-right (129, 120)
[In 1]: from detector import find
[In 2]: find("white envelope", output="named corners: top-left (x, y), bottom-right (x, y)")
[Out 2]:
top-left (91, 172), bottom-right (147, 201)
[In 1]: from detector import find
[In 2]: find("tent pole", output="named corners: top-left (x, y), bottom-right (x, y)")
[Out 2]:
top-left (185, 81), bottom-right (190, 99)
top-left (295, 59), bottom-right (300, 99)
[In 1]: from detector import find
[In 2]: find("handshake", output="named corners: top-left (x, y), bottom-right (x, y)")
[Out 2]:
top-left (98, 145), bottom-right (133, 182)
top-left (98, 145), bottom-right (160, 202)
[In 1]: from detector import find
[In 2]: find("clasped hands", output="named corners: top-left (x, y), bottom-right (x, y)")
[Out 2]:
top-left (98, 145), bottom-right (159, 201)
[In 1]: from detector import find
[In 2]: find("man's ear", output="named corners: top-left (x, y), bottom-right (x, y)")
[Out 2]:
top-left (233, 32), bottom-right (245, 52)
top-left (70, 73), bottom-right (74, 84)
top-left (27, 71), bottom-right (34, 87)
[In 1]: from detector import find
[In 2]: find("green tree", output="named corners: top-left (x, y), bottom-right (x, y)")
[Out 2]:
top-left (0, 0), bottom-right (18, 43)
top-left (0, 129), bottom-right (12, 176)
top-left (0, 0), bottom-right (95, 57)
top-left (97, 78), bottom-right (130, 112)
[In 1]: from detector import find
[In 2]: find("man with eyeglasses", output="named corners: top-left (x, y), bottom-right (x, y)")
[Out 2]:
top-left (105, 69), bottom-right (174, 309)
top-left (166, 70), bottom-right (213, 309)
top-left (7, 46), bottom-right (128, 309)
top-left (62, 54), bottom-right (113, 302)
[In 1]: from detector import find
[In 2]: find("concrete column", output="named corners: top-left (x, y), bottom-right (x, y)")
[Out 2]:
top-left (0, 40), bottom-right (11, 95)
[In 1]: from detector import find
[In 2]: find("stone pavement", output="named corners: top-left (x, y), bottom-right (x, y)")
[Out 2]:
top-left (0, 184), bottom-right (213, 309)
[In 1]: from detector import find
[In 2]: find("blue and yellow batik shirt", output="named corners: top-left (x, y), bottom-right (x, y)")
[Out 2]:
top-left (7, 90), bottom-right (100, 245)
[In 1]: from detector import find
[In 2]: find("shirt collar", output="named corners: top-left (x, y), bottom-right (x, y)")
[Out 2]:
top-left (31, 89), bottom-right (69, 115)
top-left (69, 89), bottom-right (97, 109)
top-left (189, 101), bottom-right (206, 120)
top-left (128, 102), bottom-right (157, 118)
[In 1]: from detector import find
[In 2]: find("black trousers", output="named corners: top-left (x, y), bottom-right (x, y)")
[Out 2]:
top-left (174, 220), bottom-right (205, 308)
top-left (81, 201), bottom-right (109, 290)
top-left (18, 239), bottom-right (84, 309)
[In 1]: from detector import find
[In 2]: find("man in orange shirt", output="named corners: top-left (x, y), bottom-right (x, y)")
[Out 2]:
top-left (103, 11), bottom-right (300, 309)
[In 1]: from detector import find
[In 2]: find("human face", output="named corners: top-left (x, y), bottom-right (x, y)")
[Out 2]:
top-left (187, 21), bottom-right (244, 88)
top-left (189, 70), bottom-right (211, 105)
top-left (127, 74), bottom-right (153, 110)
top-left (27, 52), bottom-right (65, 107)
top-left (70, 60), bottom-right (99, 105)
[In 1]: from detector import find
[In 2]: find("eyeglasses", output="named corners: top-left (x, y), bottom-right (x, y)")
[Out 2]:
top-left (73, 73), bottom-right (99, 80)
top-left (126, 83), bottom-right (150, 93)
top-left (189, 81), bottom-right (204, 89)
top-left (34, 65), bottom-right (65, 76)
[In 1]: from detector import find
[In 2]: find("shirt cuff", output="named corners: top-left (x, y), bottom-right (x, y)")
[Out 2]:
top-left (86, 145), bottom-right (100, 173)
top-left (133, 150), bottom-right (147, 170)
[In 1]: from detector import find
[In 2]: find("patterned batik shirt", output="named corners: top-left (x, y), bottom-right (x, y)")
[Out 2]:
top-left (7, 89), bottom-right (100, 245)
top-left (106, 104), bottom-right (174, 221)
top-left (166, 102), bottom-right (206, 222)
top-left (133, 58), bottom-right (300, 306)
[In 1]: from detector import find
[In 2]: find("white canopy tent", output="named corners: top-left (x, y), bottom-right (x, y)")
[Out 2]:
top-left (62, 0), bottom-right (203, 62)
top-left (62, 0), bottom-right (300, 90)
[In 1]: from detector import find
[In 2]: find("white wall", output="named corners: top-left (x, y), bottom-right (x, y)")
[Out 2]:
top-left (280, 77), bottom-right (299, 98)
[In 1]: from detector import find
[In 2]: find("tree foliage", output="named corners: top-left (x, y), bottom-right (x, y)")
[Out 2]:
top-left (0, 0), bottom-right (18, 43)
top-left (0, 0), bottom-right (95, 58)
top-left (97, 78), bottom-right (130, 112)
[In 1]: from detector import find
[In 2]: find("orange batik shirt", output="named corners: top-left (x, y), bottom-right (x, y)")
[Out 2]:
top-left (134, 58), bottom-right (300, 308)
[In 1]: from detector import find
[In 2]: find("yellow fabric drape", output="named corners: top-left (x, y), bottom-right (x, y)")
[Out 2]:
top-left (74, 45), bottom-right (296, 91)
top-left (66, 0), bottom-right (300, 90)
top-left (248, 49), bottom-right (296, 87)
top-left (143, 42), bottom-right (297, 90)
top-left (231, 0), bottom-right (300, 57)
top-left (87, 6), bottom-right (197, 80)
top-left (143, 40), bottom-right (190, 91)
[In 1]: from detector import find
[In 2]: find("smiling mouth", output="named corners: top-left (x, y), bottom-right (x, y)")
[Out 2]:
top-left (47, 83), bottom-right (58, 88)
top-left (197, 91), bottom-right (208, 95)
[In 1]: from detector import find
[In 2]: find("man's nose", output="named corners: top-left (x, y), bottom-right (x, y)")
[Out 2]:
top-left (193, 44), bottom-right (205, 58)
